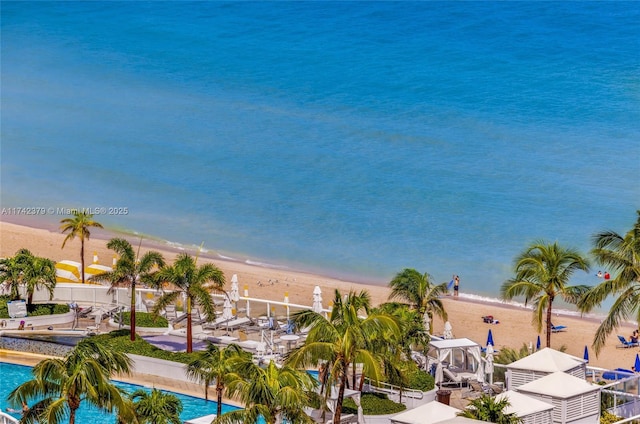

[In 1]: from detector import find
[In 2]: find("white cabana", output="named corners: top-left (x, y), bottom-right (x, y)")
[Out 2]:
top-left (390, 400), bottom-right (461, 424)
top-left (429, 338), bottom-right (484, 386)
top-left (55, 260), bottom-right (82, 283)
top-left (506, 347), bottom-right (587, 390)
top-left (516, 371), bottom-right (600, 424)
top-left (495, 390), bottom-right (554, 424)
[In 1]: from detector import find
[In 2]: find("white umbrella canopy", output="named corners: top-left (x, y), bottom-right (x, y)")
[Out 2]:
top-left (443, 321), bottom-right (453, 339)
top-left (230, 274), bottom-right (240, 302)
top-left (312, 285), bottom-right (323, 313)
top-left (222, 297), bottom-right (233, 320)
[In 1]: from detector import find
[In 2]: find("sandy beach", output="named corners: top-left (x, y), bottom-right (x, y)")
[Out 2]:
top-left (1, 219), bottom-right (636, 372)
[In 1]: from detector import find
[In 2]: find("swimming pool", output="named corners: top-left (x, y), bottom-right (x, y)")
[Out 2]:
top-left (1, 362), bottom-right (240, 422)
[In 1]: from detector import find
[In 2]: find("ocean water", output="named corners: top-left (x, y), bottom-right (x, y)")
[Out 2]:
top-left (1, 2), bottom-right (638, 302)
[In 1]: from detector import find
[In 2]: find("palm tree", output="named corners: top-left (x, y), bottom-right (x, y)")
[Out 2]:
top-left (60, 211), bottom-right (103, 284)
top-left (215, 360), bottom-right (318, 424)
top-left (8, 338), bottom-right (136, 424)
top-left (388, 268), bottom-right (448, 334)
top-left (152, 253), bottom-right (225, 353)
top-left (20, 251), bottom-right (57, 307)
top-left (288, 289), bottom-right (400, 424)
top-left (91, 238), bottom-right (165, 341)
top-left (459, 394), bottom-right (522, 424)
top-left (128, 389), bottom-right (182, 424)
top-left (185, 342), bottom-right (249, 414)
top-left (501, 241), bottom-right (590, 348)
top-left (0, 249), bottom-right (56, 307)
top-left (376, 302), bottom-right (429, 357)
top-left (578, 211), bottom-right (640, 354)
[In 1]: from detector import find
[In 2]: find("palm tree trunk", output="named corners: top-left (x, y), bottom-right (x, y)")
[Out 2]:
top-left (216, 382), bottom-right (223, 416)
top-left (130, 280), bottom-right (136, 342)
top-left (333, 368), bottom-right (348, 424)
top-left (186, 297), bottom-right (193, 353)
top-left (80, 237), bottom-right (85, 284)
top-left (546, 302), bottom-right (553, 347)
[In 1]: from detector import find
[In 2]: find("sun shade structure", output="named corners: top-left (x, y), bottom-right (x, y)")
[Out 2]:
top-left (429, 338), bottom-right (484, 386)
top-left (516, 372), bottom-right (600, 424)
top-left (55, 260), bottom-right (82, 283)
top-left (84, 264), bottom-right (112, 282)
top-left (506, 348), bottom-right (586, 390)
top-left (390, 400), bottom-right (461, 424)
top-left (495, 390), bottom-right (554, 424)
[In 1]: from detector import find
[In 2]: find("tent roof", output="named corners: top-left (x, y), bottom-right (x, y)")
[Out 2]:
top-left (436, 417), bottom-right (485, 424)
top-left (86, 264), bottom-right (112, 272)
top-left (391, 401), bottom-right (461, 424)
top-left (517, 371), bottom-right (600, 398)
top-left (496, 390), bottom-right (554, 416)
top-left (429, 338), bottom-right (480, 349)
top-left (506, 347), bottom-right (585, 372)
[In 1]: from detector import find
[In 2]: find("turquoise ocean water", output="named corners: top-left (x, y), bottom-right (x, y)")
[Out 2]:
top-left (2, 2), bottom-right (639, 302)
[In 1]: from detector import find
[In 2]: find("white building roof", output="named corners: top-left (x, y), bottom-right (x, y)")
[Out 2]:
top-left (496, 390), bottom-right (554, 416)
top-left (506, 347), bottom-right (585, 373)
top-left (517, 371), bottom-right (600, 398)
top-left (390, 401), bottom-right (461, 424)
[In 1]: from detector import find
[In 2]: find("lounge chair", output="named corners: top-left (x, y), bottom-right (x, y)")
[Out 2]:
top-left (224, 317), bottom-right (252, 332)
top-left (202, 316), bottom-right (234, 331)
top-left (164, 305), bottom-right (178, 322)
top-left (442, 368), bottom-right (466, 387)
top-left (551, 323), bottom-right (567, 333)
top-left (617, 335), bottom-right (639, 348)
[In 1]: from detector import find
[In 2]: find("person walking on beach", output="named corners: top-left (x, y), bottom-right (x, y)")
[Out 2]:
top-left (453, 275), bottom-right (460, 297)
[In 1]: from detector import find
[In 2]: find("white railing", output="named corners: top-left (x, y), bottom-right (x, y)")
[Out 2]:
top-left (0, 411), bottom-right (19, 424)
top-left (363, 377), bottom-right (424, 400)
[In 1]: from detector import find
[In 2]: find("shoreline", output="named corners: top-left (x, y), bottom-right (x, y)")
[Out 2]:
top-left (1, 218), bottom-right (636, 371)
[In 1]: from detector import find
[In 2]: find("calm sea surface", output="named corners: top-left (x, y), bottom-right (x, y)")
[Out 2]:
top-left (2, 2), bottom-right (638, 302)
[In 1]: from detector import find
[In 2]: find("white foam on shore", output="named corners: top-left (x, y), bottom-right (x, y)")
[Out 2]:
top-left (245, 259), bottom-right (290, 270)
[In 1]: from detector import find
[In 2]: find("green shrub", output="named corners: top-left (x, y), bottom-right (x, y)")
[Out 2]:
top-left (343, 393), bottom-right (405, 415)
top-left (399, 361), bottom-right (435, 391)
top-left (27, 303), bottom-right (71, 316)
top-left (120, 311), bottom-right (168, 328)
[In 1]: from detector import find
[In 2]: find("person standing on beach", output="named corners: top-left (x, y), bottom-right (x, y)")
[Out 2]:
top-left (454, 275), bottom-right (460, 297)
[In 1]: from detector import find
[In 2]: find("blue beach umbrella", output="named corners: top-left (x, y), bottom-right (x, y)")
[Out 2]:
top-left (634, 354), bottom-right (640, 372)
top-left (536, 335), bottom-right (541, 350)
top-left (487, 329), bottom-right (494, 347)
top-left (583, 345), bottom-right (589, 363)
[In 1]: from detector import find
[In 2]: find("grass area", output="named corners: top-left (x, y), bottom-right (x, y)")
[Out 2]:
top-left (91, 329), bottom-right (196, 364)
top-left (119, 311), bottom-right (168, 328)
top-left (343, 392), bottom-right (406, 415)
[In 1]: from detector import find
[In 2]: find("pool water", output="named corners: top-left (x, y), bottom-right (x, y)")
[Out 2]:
top-left (1, 362), bottom-right (240, 422)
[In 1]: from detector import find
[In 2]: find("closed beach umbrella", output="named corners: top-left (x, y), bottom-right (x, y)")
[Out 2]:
top-left (229, 274), bottom-right (240, 302)
top-left (487, 329), bottom-right (494, 347)
top-left (423, 312), bottom-right (431, 334)
top-left (222, 297), bottom-right (233, 320)
top-left (485, 344), bottom-right (494, 384)
top-left (635, 354), bottom-right (640, 372)
top-left (583, 345), bottom-right (589, 363)
top-left (536, 335), bottom-right (541, 351)
top-left (443, 321), bottom-right (453, 339)
top-left (312, 286), bottom-right (323, 313)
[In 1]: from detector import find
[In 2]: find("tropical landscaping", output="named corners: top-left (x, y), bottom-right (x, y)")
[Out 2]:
top-left (1, 210), bottom-right (639, 423)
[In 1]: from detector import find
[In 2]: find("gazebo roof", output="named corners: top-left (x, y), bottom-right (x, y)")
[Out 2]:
top-left (390, 401), bottom-right (461, 424)
top-left (517, 371), bottom-right (600, 398)
top-left (495, 390), bottom-right (554, 416)
top-left (429, 338), bottom-right (480, 349)
top-left (506, 347), bottom-right (585, 372)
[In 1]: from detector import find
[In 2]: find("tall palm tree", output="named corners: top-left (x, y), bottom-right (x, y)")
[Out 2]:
top-left (152, 253), bottom-right (225, 353)
top-left (388, 268), bottom-right (448, 334)
top-left (185, 342), bottom-right (249, 413)
top-left (501, 241), bottom-right (590, 348)
top-left (459, 394), bottom-right (522, 424)
top-left (91, 238), bottom-right (165, 341)
top-left (128, 389), bottom-right (182, 424)
top-left (60, 211), bottom-right (103, 284)
top-left (578, 211), bottom-right (640, 354)
top-left (8, 338), bottom-right (136, 424)
top-left (288, 289), bottom-right (400, 424)
top-left (215, 360), bottom-right (318, 424)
